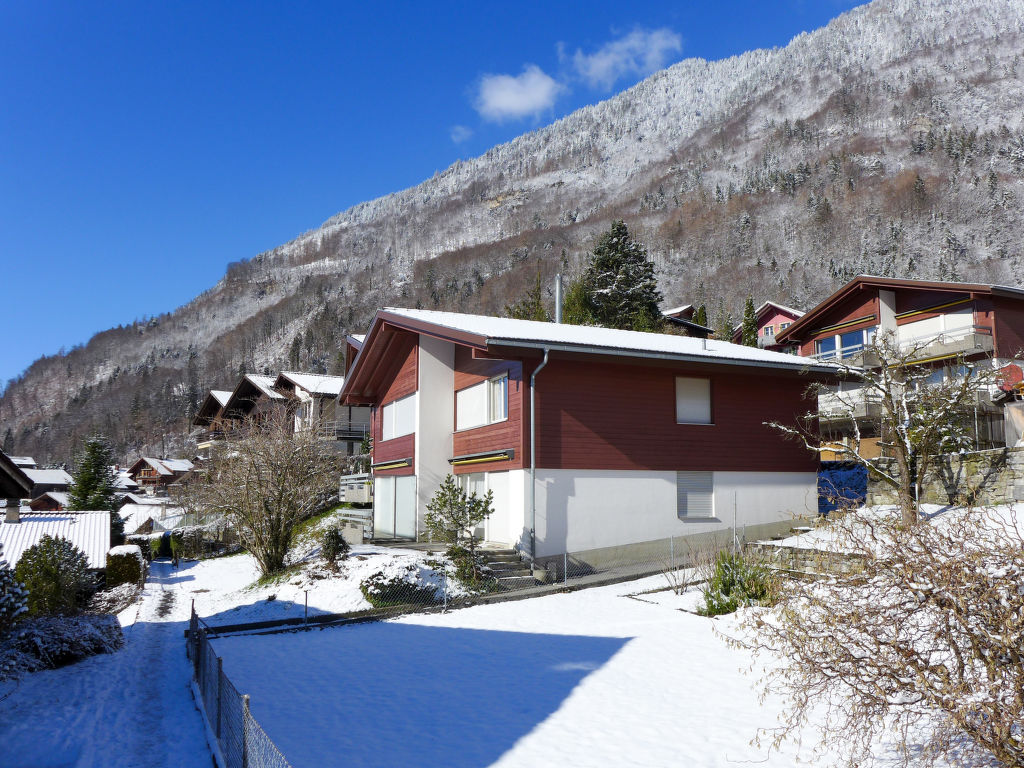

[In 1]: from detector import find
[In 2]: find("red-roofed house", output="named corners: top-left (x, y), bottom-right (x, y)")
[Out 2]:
top-left (731, 301), bottom-right (804, 352)
top-left (340, 308), bottom-right (834, 568)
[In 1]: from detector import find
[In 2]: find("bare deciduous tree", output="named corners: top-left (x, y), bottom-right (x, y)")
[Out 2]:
top-left (737, 505), bottom-right (1024, 767)
top-left (770, 330), bottom-right (999, 527)
top-left (183, 414), bottom-right (345, 575)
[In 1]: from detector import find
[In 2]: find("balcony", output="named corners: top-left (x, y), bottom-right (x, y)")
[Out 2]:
top-left (818, 389), bottom-right (884, 423)
top-left (899, 325), bottom-right (993, 362)
top-left (313, 420), bottom-right (371, 442)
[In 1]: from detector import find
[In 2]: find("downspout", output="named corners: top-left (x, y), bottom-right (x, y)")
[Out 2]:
top-left (529, 348), bottom-right (550, 561)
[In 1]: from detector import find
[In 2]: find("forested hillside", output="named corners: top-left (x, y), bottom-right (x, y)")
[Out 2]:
top-left (3, 0), bottom-right (1024, 465)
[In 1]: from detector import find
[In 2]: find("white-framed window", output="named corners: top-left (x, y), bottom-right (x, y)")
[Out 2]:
top-left (381, 393), bottom-right (416, 441)
top-left (677, 471), bottom-right (714, 519)
top-left (456, 374), bottom-right (509, 430)
top-left (675, 376), bottom-right (712, 424)
top-left (780, 322), bottom-right (791, 330)
top-left (763, 325), bottom-right (775, 338)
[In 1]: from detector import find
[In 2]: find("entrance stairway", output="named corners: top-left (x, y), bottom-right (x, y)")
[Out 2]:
top-left (481, 548), bottom-right (535, 590)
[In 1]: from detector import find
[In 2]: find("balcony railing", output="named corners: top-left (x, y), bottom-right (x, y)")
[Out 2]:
top-left (810, 325), bottom-right (994, 363)
top-left (312, 421), bottom-right (371, 442)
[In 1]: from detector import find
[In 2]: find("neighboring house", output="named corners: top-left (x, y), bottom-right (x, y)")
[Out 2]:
top-left (731, 301), bottom-right (804, 351)
top-left (127, 457), bottom-right (195, 490)
top-left (29, 491), bottom-right (70, 512)
top-left (0, 509), bottom-right (111, 570)
top-left (339, 308), bottom-right (835, 568)
top-left (111, 467), bottom-right (139, 492)
top-left (1, 451), bottom-right (34, 522)
top-left (23, 467), bottom-right (73, 497)
top-left (193, 389), bottom-right (233, 455)
top-left (661, 305), bottom-right (713, 338)
top-left (272, 371), bottom-right (371, 454)
top-left (776, 275), bottom-right (1024, 455)
top-left (9, 456), bottom-right (37, 469)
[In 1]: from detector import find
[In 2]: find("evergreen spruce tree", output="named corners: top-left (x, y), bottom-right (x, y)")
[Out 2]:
top-left (740, 296), bottom-right (759, 347)
top-left (566, 221), bottom-right (663, 332)
top-left (561, 276), bottom-right (595, 325)
top-left (693, 304), bottom-right (708, 328)
top-left (504, 270), bottom-right (551, 322)
top-left (0, 542), bottom-right (28, 632)
top-left (68, 436), bottom-right (122, 542)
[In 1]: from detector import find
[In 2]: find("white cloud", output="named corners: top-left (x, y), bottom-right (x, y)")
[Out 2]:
top-left (570, 27), bottom-right (682, 91)
top-left (475, 65), bottom-right (563, 122)
top-left (450, 125), bottom-right (473, 143)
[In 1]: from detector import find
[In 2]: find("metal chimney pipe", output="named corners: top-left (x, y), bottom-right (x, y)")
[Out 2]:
top-left (554, 274), bottom-right (563, 323)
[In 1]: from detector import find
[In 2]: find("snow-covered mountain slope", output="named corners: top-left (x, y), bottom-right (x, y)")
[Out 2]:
top-left (5, 0), bottom-right (1024, 463)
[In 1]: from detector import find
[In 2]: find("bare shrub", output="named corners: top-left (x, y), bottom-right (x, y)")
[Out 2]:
top-left (738, 506), bottom-right (1024, 767)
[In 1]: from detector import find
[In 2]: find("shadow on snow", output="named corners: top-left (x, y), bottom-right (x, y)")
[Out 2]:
top-left (212, 622), bottom-right (632, 768)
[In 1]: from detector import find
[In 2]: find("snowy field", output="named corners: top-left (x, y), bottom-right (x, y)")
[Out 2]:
top-left (210, 575), bottom-right (921, 768)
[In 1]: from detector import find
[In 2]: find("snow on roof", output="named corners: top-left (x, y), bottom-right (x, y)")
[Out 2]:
top-left (247, 374), bottom-right (284, 400)
top-left (9, 456), bottom-right (36, 468)
top-left (112, 471), bottom-right (138, 490)
top-left (350, 334), bottom-right (365, 344)
top-left (23, 468), bottom-right (73, 487)
top-left (212, 390), bottom-right (232, 407)
top-left (379, 308), bottom-right (837, 373)
top-left (0, 511), bottom-right (111, 569)
top-left (661, 304), bottom-right (693, 317)
top-left (120, 493), bottom-right (163, 507)
top-left (278, 372), bottom-right (346, 396)
top-left (159, 458), bottom-right (194, 473)
top-left (757, 300), bottom-right (804, 318)
top-left (138, 457), bottom-right (193, 476)
top-left (119, 503), bottom-right (177, 534)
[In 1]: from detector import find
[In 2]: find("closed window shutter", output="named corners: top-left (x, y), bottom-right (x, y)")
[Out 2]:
top-left (675, 377), bottom-right (711, 424)
top-left (677, 471), bottom-right (714, 518)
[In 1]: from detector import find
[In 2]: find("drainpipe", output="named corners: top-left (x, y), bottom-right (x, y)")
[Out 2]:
top-left (529, 349), bottom-right (550, 561)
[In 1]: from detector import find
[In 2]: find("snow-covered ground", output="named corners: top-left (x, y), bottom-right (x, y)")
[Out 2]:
top-left (0, 562), bottom-right (210, 768)
top-left (208, 576), bottom-right (880, 768)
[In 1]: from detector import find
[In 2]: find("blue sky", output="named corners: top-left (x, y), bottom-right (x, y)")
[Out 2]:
top-left (0, 0), bottom-right (865, 386)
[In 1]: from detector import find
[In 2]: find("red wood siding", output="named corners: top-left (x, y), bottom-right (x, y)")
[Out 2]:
top-left (799, 292), bottom-right (879, 356)
top-left (371, 335), bottom-right (418, 475)
top-left (992, 296), bottom-right (1024, 359)
top-left (533, 358), bottom-right (818, 473)
top-left (451, 346), bottom-right (524, 473)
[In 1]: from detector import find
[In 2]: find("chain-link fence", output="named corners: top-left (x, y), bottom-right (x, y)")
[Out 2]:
top-left (187, 609), bottom-right (293, 768)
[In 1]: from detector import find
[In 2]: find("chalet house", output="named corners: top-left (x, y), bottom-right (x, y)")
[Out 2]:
top-left (9, 456), bottom-right (36, 469)
top-left (776, 275), bottom-right (1024, 454)
top-left (29, 491), bottom-right (70, 512)
top-left (272, 371), bottom-right (371, 454)
top-left (661, 305), bottom-right (713, 338)
top-left (23, 467), bottom-right (73, 497)
top-left (339, 308), bottom-right (836, 568)
top-left (193, 389), bottom-right (232, 454)
top-left (127, 457), bottom-right (194, 490)
top-left (0, 509), bottom-right (111, 570)
top-left (731, 301), bottom-right (804, 352)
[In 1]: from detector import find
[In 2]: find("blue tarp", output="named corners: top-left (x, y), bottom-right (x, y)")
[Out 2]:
top-left (818, 461), bottom-right (867, 515)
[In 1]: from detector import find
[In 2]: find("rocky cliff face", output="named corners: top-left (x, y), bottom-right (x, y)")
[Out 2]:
top-left (4, 0), bottom-right (1024, 464)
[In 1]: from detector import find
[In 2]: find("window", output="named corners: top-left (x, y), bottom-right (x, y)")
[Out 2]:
top-left (381, 393), bottom-right (416, 441)
top-left (456, 374), bottom-right (509, 431)
top-left (677, 471), bottom-right (714, 519)
top-left (675, 377), bottom-right (712, 424)
top-left (815, 336), bottom-right (837, 359)
top-left (780, 322), bottom-right (791, 330)
top-left (763, 325), bottom-right (775, 338)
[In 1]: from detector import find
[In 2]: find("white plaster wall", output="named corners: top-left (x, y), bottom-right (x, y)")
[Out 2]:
top-left (531, 469), bottom-right (816, 557)
top-left (482, 469), bottom-right (528, 548)
top-left (415, 335), bottom-right (454, 538)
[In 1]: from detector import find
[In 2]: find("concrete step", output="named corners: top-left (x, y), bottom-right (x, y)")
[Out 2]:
top-left (495, 575), bottom-right (537, 589)
top-left (486, 560), bottom-right (530, 572)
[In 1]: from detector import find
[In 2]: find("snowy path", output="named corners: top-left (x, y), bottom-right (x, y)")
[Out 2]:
top-left (0, 562), bottom-right (211, 768)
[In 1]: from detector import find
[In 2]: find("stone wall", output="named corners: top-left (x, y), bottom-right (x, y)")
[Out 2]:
top-left (747, 541), bottom-right (866, 576)
top-left (867, 448), bottom-right (1024, 507)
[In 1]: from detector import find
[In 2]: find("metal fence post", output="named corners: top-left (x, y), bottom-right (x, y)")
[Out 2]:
top-left (563, 552), bottom-right (568, 584)
top-left (442, 567), bottom-right (448, 613)
top-left (670, 536), bottom-right (675, 572)
top-left (215, 657), bottom-right (223, 738)
top-left (242, 694), bottom-right (250, 768)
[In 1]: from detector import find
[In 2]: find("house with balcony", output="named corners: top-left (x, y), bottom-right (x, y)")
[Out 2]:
top-left (776, 275), bottom-right (1024, 455)
top-left (730, 301), bottom-right (804, 351)
top-left (126, 457), bottom-right (195, 490)
top-left (272, 372), bottom-right (370, 455)
top-left (339, 308), bottom-right (836, 569)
